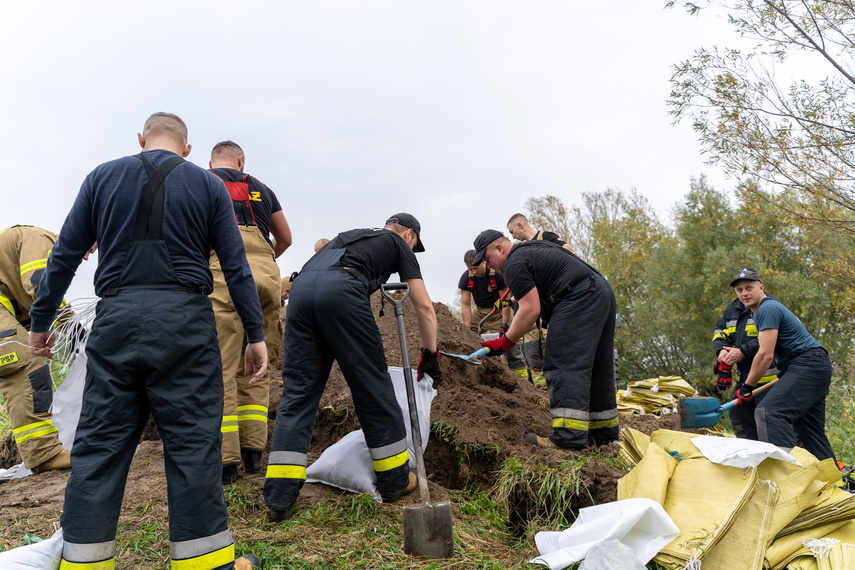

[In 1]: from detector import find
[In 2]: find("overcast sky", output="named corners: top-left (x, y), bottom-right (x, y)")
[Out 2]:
top-left (0, 1), bottom-right (744, 307)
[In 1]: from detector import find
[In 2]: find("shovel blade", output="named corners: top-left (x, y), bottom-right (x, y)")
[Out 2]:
top-left (403, 501), bottom-right (454, 559)
top-left (679, 396), bottom-right (725, 429)
top-left (438, 351), bottom-right (482, 365)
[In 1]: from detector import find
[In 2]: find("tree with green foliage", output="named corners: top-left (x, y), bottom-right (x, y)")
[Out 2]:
top-left (667, 0), bottom-right (855, 291)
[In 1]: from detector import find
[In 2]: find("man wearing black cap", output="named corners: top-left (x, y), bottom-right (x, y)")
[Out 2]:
top-left (264, 213), bottom-right (440, 520)
top-left (713, 269), bottom-right (779, 440)
top-left (731, 268), bottom-right (837, 462)
top-left (471, 229), bottom-right (618, 449)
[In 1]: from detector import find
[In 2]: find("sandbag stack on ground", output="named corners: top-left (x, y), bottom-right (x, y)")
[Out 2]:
top-left (616, 427), bottom-right (855, 569)
top-left (616, 377), bottom-right (697, 416)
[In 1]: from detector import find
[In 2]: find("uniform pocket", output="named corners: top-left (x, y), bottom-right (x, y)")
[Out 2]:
top-left (28, 364), bottom-right (53, 413)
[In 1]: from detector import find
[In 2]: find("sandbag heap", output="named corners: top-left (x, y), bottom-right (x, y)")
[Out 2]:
top-left (617, 427), bottom-right (855, 570)
top-left (616, 376), bottom-right (697, 416)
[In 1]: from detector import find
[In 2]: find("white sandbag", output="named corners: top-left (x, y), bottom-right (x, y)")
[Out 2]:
top-left (0, 528), bottom-right (63, 569)
top-left (690, 435), bottom-right (798, 468)
top-left (530, 498), bottom-right (680, 570)
top-left (306, 366), bottom-right (436, 501)
top-left (579, 540), bottom-right (645, 570)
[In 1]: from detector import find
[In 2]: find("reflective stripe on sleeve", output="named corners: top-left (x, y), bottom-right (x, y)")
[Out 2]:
top-left (20, 258), bottom-right (48, 275)
top-left (0, 293), bottom-right (14, 315)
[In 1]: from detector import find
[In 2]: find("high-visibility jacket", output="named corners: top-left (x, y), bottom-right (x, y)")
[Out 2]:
top-left (0, 226), bottom-right (58, 327)
top-left (713, 297), bottom-right (779, 383)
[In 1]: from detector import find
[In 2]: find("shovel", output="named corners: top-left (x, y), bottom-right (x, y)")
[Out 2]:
top-left (439, 348), bottom-right (488, 365)
top-left (477, 288), bottom-right (511, 336)
top-left (381, 283), bottom-right (454, 559)
top-left (679, 379), bottom-right (779, 429)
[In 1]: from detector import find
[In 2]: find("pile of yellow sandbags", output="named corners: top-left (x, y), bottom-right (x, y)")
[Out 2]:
top-left (617, 428), bottom-right (855, 569)
top-left (616, 376), bottom-right (697, 416)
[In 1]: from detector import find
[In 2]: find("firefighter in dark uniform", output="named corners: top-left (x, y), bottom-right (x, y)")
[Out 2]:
top-left (458, 249), bottom-right (510, 334)
top-left (264, 213), bottom-right (441, 521)
top-left (0, 225), bottom-right (71, 473)
top-left (29, 113), bottom-right (264, 570)
top-left (207, 140), bottom-right (292, 483)
top-left (713, 293), bottom-right (779, 440)
top-left (472, 229), bottom-right (618, 449)
top-left (733, 268), bottom-right (837, 462)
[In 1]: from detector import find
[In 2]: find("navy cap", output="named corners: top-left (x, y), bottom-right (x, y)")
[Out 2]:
top-left (730, 267), bottom-right (762, 287)
top-left (386, 213), bottom-right (424, 252)
top-left (472, 229), bottom-right (505, 265)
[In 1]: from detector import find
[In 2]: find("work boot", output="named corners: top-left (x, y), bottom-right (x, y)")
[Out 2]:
top-left (380, 471), bottom-right (418, 503)
top-left (234, 554), bottom-right (261, 569)
top-left (222, 462), bottom-right (239, 485)
top-left (241, 448), bottom-right (264, 473)
top-left (268, 503), bottom-right (294, 522)
top-left (31, 449), bottom-right (71, 473)
top-left (525, 433), bottom-right (560, 449)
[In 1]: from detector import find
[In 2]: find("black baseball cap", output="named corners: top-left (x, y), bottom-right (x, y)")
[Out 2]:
top-left (386, 213), bottom-right (424, 252)
top-left (730, 267), bottom-right (762, 287)
top-left (472, 229), bottom-right (505, 265)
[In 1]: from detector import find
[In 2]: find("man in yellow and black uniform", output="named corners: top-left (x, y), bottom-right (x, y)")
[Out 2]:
top-left (713, 293), bottom-right (779, 440)
top-left (0, 225), bottom-right (71, 473)
top-left (208, 140), bottom-right (292, 483)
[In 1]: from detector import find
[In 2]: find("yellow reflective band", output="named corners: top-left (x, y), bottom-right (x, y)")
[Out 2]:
top-left (552, 418), bottom-right (589, 430)
top-left (20, 258), bottom-right (48, 275)
top-left (171, 544), bottom-right (234, 570)
top-left (0, 352), bottom-right (20, 367)
top-left (589, 417), bottom-right (620, 429)
top-left (0, 294), bottom-right (14, 315)
top-left (510, 369), bottom-right (528, 378)
top-left (372, 450), bottom-right (409, 472)
top-left (723, 327), bottom-right (736, 335)
top-left (237, 404), bottom-right (267, 413)
top-left (712, 332), bottom-right (726, 341)
top-left (237, 414), bottom-right (268, 423)
top-left (221, 415), bottom-right (238, 433)
top-left (60, 559), bottom-right (115, 570)
top-left (237, 405), bottom-right (268, 423)
top-left (266, 464), bottom-right (307, 480)
top-left (758, 374), bottom-right (777, 384)
top-left (14, 419), bottom-right (58, 443)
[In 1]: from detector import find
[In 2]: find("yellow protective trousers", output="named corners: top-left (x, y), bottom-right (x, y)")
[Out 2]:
top-left (210, 226), bottom-right (282, 465)
top-left (0, 310), bottom-right (62, 468)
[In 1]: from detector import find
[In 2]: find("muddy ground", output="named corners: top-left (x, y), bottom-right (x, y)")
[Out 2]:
top-left (0, 294), bottom-right (692, 555)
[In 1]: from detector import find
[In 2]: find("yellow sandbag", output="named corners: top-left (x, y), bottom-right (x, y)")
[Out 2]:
top-left (654, 459), bottom-right (756, 566)
top-left (617, 427), bottom-right (650, 467)
top-left (765, 521), bottom-right (848, 569)
top-left (757, 458), bottom-right (835, 539)
top-left (698, 478), bottom-right (778, 570)
top-left (650, 429), bottom-right (707, 461)
top-left (786, 555), bottom-right (820, 570)
top-left (782, 486), bottom-right (855, 536)
top-left (617, 441), bottom-right (678, 505)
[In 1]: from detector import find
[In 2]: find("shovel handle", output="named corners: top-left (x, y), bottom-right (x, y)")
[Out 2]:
top-left (720, 378), bottom-right (780, 413)
top-left (381, 282), bottom-right (410, 305)
top-left (467, 348), bottom-right (489, 360)
top-left (477, 289), bottom-right (510, 335)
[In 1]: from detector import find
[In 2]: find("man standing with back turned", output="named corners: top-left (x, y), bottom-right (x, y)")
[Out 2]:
top-left (732, 267), bottom-right (837, 462)
top-left (471, 229), bottom-right (618, 449)
top-left (208, 140), bottom-right (292, 483)
top-left (264, 214), bottom-right (440, 520)
top-left (29, 113), bottom-right (266, 570)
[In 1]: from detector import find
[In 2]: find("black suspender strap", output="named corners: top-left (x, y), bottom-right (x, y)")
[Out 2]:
top-left (133, 153), bottom-right (185, 241)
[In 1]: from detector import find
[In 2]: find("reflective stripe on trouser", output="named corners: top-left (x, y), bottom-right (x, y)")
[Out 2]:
top-left (210, 225), bottom-right (281, 465)
top-left (544, 274), bottom-right (618, 448)
top-left (0, 313), bottom-right (63, 468)
top-left (469, 305), bottom-right (502, 334)
top-left (61, 289), bottom-right (233, 568)
top-left (755, 349), bottom-right (836, 462)
top-left (264, 265), bottom-right (409, 511)
top-left (61, 540), bottom-right (116, 569)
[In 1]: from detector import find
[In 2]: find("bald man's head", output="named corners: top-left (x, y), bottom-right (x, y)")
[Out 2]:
top-left (142, 112), bottom-right (188, 147)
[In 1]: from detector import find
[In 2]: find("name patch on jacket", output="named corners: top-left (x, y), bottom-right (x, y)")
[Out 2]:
top-left (0, 352), bottom-right (20, 367)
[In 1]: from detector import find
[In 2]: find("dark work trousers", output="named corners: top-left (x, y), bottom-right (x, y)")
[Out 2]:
top-left (755, 349), bottom-right (836, 462)
top-left (264, 261), bottom-right (409, 511)
top-left (61, 153), bottom-right (237, 570)
top-left (728, 378), bottom-right (768, 440)
top-left (545, 273), bottom-right (619, 448)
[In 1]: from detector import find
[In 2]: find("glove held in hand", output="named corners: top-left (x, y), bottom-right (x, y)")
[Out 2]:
top-left (714, 361), bottom-right (733, 391)
top-left (736, 383), bottom-right (755, 407)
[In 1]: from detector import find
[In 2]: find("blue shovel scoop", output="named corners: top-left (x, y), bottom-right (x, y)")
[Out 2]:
top-left (679, 379), bottom-right (779, 429)
top-left (439, 348), bottom-right (489, 365)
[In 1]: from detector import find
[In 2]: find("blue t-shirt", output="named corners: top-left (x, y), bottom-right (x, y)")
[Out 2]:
top-left (754, 298), bottom-right (821, 363)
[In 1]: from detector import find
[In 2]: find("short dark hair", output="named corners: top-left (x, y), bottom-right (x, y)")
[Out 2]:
top-left (463, 249), bottom-right (476, 266)
top-left (211, 140), bottom-right (244, 161)
top-left (507, 213), bottom-right (528, 226)
top-left (143, 112), bottom-right (188, 146)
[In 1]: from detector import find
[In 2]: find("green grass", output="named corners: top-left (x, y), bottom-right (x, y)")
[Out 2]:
top-left (826, 376), bottom-right (855, 465)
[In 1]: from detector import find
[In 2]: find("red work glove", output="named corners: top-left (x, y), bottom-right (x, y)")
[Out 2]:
top-left (417, 349), bottom-right (442, 389)
top-left (714, 361), bottom-right (733, 391)
top-left (735, 383), bottom-right (755, 407)
top-left (481, 335), bottom-right (516, 357)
